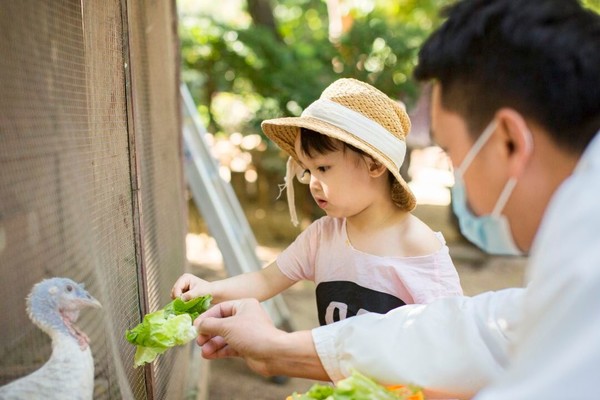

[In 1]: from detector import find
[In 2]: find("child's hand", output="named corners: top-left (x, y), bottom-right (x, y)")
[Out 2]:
top-left (171, 273), bottom-right (211, 301)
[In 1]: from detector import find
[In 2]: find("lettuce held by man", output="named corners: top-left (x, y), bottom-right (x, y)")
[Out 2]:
top-left (125, 295), bottom-right (212, 367)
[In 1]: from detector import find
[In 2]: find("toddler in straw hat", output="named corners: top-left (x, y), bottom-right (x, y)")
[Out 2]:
top-left (172, 78), bottom-right (462, 326)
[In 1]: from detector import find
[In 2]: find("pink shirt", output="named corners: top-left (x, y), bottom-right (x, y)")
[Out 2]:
top-left (277, 216), bottom-right (463, 325)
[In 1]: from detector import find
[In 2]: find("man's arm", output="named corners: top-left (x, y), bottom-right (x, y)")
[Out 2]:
top-left (195, 289), bottom-right (524, 397)
top-left (313, 288), bottom-right (524, 399)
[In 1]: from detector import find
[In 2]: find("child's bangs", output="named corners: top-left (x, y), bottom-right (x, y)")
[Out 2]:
top-left (299, 127), bottom-right (367, 158)
top-left (299, 128), bottom-right (341, 157)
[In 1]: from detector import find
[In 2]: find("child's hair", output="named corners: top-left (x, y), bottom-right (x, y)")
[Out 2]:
top-left (299, 127), bottom-right (364, 158)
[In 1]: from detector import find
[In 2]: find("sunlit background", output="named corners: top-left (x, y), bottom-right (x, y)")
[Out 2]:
top-left (178, 0), bottom-right (460, 253)
top-left (179, 0), bottom-right (600, 259)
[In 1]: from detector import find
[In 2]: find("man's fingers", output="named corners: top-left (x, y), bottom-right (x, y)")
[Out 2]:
top-left (194, 319), bottom-right (239, 360)
top-left (202, 342), bottom-right (237, 359)
top-left (196, 313), bottom-right (230, 338)
top-left (199, 336), bottom-right (238, 359)
top-left (192, 299), bottom-right (267, 361)
top-left (197, 300), bottom-right (241, 323)
top-left (194, 305), bottom-right (235, 346)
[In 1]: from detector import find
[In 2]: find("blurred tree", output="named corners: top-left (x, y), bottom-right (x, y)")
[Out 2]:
top-left (180, 0), bottom-right (597, 137)
top-left (179, 0), bottom-right (451, 137)
top-left (582, 0), bottom-right (600, 13)
top-left (247, 0), bottom-right (280, 39)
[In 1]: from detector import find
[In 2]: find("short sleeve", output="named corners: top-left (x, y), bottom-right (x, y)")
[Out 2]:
top-left (276, 217), bottom-right (326, 281)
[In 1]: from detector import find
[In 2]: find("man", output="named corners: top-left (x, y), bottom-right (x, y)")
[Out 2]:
top-left (194, 0), bottom-right (600, 398)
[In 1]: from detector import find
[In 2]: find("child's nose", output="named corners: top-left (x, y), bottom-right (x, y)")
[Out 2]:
top-left (309, 174), bottom-right (321, 189)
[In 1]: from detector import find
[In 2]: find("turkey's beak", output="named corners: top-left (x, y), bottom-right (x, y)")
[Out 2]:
top-left (87, 296), bottom-right (102, 308)
top-left (77, 293), bottom-right (102, 309)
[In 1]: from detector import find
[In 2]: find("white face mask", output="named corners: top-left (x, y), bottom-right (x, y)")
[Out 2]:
top-left (451, 120), bottom-right (525, 256)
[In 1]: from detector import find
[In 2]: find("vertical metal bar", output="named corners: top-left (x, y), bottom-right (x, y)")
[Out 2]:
top-left (181, 84), bottom-right (292, 330)
top-left (120, 0), bottom-right (155, 398)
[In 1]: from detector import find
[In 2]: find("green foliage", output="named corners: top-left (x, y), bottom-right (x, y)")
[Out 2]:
top-left (335, 8), bottom-right (434, 102)
top-left (179, 0), bottom-right (451, 137)
top-left (288, 370), bottom-right (422, 399)
top-left (581, 0), bottom-right (600, 13)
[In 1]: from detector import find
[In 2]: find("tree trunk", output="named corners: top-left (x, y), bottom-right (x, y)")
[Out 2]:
top-left (246, 0), bottom-right (281, 40)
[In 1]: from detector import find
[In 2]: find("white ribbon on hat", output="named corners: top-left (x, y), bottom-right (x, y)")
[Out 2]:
top-left (302, 98), bottom-right (407, 172)
top-left (281, 98), bottom-right (407, 227)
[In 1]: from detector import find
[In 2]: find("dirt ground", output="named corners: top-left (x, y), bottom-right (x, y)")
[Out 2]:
top-left (185, 201), bottom-right (528, 400)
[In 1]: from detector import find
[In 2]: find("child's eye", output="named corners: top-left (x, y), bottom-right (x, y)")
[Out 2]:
top-left (317, 166), bottom-right (329, 173)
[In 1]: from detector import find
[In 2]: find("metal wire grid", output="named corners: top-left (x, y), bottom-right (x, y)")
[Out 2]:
top-left (126, 0), bottom-right (189, 398)
top-left (0, 0), bottom-right (186, 398)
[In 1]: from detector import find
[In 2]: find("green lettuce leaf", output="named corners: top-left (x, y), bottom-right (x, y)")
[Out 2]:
top-left (125, 295), bottom-right (212, 367)
top-left (288, 370), bottom-right (420, 400)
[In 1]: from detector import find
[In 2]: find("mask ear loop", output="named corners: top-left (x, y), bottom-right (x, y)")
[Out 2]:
top-left (491, 177), bottom-right (517, 217)
top-left (276, 157), bottom-right (301, 227)
top-left (455, 120), bottom-right (499, 177)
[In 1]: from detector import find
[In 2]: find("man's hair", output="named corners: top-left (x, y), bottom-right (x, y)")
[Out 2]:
top-left (414, 0), bottom-right (600, 154)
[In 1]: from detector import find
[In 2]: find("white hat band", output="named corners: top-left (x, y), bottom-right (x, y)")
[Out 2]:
top-left (301, 98), bottom-right (406, 172)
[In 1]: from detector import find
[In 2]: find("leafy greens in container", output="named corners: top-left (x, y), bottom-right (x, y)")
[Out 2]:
top-left (287, 370), bottom-right (423, 400)
top-left (125, 295), bottom-right (212, 367)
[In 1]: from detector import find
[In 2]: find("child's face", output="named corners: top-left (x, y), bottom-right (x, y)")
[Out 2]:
top-left (294, 135), bottom-right (377, 218)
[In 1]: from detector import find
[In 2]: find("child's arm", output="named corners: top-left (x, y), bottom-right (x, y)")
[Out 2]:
top-left (171, 261), bottom-right (296, 304)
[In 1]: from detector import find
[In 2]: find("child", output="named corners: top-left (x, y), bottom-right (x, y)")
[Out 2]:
top-left (172, 78), bottom-right (462, 326)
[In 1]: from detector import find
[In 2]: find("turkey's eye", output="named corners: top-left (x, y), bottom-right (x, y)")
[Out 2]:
top-left (66, 285), bottom-right (73, 292)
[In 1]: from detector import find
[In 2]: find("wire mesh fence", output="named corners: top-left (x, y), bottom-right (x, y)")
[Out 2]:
top-left (0, 0), bottom-right (188, 398)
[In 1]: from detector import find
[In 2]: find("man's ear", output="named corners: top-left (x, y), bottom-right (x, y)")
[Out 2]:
top-left (495, 108), bottom-right (534, 178)
top-left (367, 158), bottom-right (388, 178)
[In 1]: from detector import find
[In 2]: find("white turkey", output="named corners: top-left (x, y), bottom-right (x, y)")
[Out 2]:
top-left (0, 277), bottom-right (101, 399)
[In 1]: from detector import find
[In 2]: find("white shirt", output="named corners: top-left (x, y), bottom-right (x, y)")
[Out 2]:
top-left (312, 132), bottom-right (600, 399)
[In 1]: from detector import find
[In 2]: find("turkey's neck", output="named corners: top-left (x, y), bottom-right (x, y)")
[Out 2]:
top-left (28, 299), bottom-right (88, 349)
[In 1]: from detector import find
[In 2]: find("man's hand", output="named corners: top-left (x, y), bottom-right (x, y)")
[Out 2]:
top-left (194, 298), bottom-right (284, 375)
top-left (194, 298), bottom-right (329, 380)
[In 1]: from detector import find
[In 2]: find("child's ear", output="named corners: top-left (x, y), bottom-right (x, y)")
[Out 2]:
top-left (367, 158), bottom-right (387, 178)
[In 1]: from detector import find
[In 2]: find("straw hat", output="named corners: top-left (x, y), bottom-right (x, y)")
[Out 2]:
top-left (262, 78), bottom-right (416, 214)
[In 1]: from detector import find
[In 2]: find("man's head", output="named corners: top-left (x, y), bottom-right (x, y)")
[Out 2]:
top-left (415, 0), bottom-right (600, 253)
top-left (415, 0), bottom-right (600, 154)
